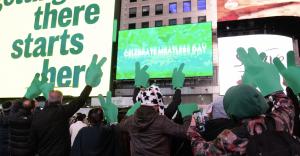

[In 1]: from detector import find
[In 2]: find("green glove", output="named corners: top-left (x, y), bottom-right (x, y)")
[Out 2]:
top-left (126, 101), bottom-right (141, 117)
top-left (172, 63), bottom-right (185, 89)
top-left (237, 47), bottom-right (283, 96)
top-left (39, 74), bottom-right (55, 100)
top-left (25, 73), bottom-right (43, 99)
top-left (98, 91), bottom-right (118, 123)
top-left (273, 51), bottom-right (300, 93)
top-left (178, 103), bottom-right (199, 118)
top-left (85, 54), bottom-right (107, 87)
top-left (134, 62), bottom-right (149, 88)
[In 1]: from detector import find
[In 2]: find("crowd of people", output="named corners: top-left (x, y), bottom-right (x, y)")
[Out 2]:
top-left (0, 48), bottom-right (300, 156)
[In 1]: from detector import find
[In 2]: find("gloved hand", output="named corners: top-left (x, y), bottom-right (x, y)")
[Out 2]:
top-left (25, 73), bottom-right (43, 99)
top-left (273, 51), bottom-right (300, 93)
top-left (39, 74), bottom-right (55, 100)
top-left (134, 62), bottom-right (149, 88)
top-left (85, 54), bottom-right (107, 87)
top-left (98, 91), bottom-right (118, 124)
top-left (126, 101), bottom-right (141, 117)
top-left (178, 103), bottom-right (199, 118)
top-left (172, 63), bottom-right (185, 89)
top-left (237, 47), bottom-right (282, 96)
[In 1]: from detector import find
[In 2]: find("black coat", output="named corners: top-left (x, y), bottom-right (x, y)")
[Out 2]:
top-left (30, 86), bottom-right (92, 156)
top-left (0, 111), bottom-right (10, 156)
top-left (8, 103), bottom-right (32, 156)
top-left (71, 124), bottom-right (121, 156)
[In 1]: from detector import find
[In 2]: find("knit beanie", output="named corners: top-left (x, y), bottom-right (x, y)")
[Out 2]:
top-left (223, 84), bottom-right (269, 120)
top-left (136, 84), bottom-right (165, 115)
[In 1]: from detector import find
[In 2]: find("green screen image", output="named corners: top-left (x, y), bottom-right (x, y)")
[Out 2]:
top-left (116, 22), bottom-right (213, 79)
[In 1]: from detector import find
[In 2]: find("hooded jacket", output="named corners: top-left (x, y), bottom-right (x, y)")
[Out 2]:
top-left (30, 86), bottom-right (92, 156)
top-left (119, 106), bottom-right (191, 156)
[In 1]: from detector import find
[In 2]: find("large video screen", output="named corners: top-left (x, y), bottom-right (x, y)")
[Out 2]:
top-left (218, 0), bottom-right (300, 21)
top-left (116, 22), bottom-right (213, 79)
top-left (0, 0), bottom-right (116, 97)
top-left (218, 34), bottom-right (294, 95)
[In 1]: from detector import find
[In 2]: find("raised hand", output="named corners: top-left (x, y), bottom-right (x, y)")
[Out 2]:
top-left (178, 103), bottom-right (199, 118)
top-left (24, 73), bottom-right (43, 99)
top-left (98, 91), bottom-right (118, 124)
top-left (273, 51), bottom-right (300, 93)
top-left (126, 101), bottom-right (141, 117)
top-left (39, 74), bottom-right (55, 100)
top-left (85, 54), bottom-right (107, 87)
top-left (172, 63), bottom-right (185, 89)
top-left (134, 62), bottom-right (149, 88)
top-left (237, 47), bottom-right (282, 96)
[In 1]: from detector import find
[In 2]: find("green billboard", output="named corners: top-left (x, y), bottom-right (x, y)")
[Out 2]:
top-left (116, 22), bottom-right (213, 79)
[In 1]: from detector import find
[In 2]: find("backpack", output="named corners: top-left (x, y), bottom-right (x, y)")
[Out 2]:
top-left (246, 116), bottom-right (300, 156)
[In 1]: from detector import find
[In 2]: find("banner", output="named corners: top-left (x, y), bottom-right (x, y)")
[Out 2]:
top-left (218, 0), bottom-right (300, 21)
top-left (0, 0), bottom-right (116, 97)
top-left (116, 22), bottom-right (213, 79)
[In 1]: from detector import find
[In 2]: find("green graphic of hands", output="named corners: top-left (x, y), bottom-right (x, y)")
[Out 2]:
top-left (237, 47), bottom-right (282, 96)
top-left (274, 51), bottom-right (300, 93)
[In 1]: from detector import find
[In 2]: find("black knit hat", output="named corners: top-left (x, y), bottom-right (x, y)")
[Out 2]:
top-left (2, 101), bottom-right (12, 112)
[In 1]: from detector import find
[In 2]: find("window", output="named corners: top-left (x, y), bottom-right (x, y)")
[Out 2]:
top-left (183, 17), bottom-right (191, 24)
top-left (169, 19), bottom-right (177, 25)
top-left (130, 0), bottom-right (137, 2)
top-left (169, 3), bottom-right (177, 14)
top-left (129, 7), bottom-right (137, 18)
top-left (155, 20), bottom-right (163, 27)
top-left (142, 6), bottom-right (150, 16)
top-left (155, 4), bottom-right (163, 15)
top-left (141, 22), bottom-right (149, 28)
top-left (198, 0), bottom-right (206, 10)
top-left (128, 23), bottom-right (136, 29)
top-left (198, 16), bottom-right (206, 22)
top-left (183, 1), bottom-right (191, 12)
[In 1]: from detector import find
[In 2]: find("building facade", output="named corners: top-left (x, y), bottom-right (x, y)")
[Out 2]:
top-left (120, 0), bottom-right (207, 30)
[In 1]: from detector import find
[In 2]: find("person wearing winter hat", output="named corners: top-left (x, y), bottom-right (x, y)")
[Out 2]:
top-left (99, 86), bottom-right (199, 156)
top-left (187, 48), bottom-right (295, 155)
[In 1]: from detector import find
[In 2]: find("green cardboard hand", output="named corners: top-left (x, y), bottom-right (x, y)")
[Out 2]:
top-left (126, 101), bottom-right (141, 117)
top-left (273, 51), bottom-right (300, 93)
top-left (25, 73), bottom-right (43, 99)
top-left (178, 103), bottom-right (199, 118)
top-left (134, 62), bottom-right (149, 88)
top-left (98, 91), bottom-right (118, 124)
top-left (172, 63), bottom-right (185, 89)
top-left (39, 74), bottom-right (55, 100)
top-left (85, 54), bottom-right (107, 87)
top-left (237, 47), bottom-right (282, 96)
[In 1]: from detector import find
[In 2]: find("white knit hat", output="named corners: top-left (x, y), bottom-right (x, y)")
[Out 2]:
top-left (136, 84), bottom-right (165, 115)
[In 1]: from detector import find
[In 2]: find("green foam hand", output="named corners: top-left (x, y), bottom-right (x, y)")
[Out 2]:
top-left (178, 103), bottom-right (199, 118)
top-left (126, 101), bottom-right (141, 117)
top-left (39, 74), bottom-right (55, 100)
top-left (85, 54), bottom-right (107, 87)
top-left (273, 51), bottom-right (300, 93)
top-left (172, 63), bottom-right (185, 89)
top-left (25, 73), bottom-right (43, 99)
top-left (134, 62), bottom-right (149, 88)
top-left (237, 47), bottom-right (282, 96)
top-left (98, 91), bottom-right (118, 124)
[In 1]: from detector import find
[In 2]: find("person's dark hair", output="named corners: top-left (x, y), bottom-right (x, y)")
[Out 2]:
top-left (88, 108), bottom-right (104, 125)
top-left (76, 113), bottom-right (86, 121)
